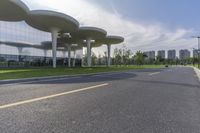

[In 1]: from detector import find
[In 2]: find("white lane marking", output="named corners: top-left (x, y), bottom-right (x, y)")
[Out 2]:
top-left (0, 76), bottom-right (82, 87)
top-left (0, 83), bottom-right (109, 109)
top-left (149, 72), bottom-right (160, 76)
top-left (167, 69), bottom-right (172, 72)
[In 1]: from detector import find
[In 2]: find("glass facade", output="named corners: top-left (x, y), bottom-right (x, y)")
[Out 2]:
top-left (0, 21), bottom-right (82, 67)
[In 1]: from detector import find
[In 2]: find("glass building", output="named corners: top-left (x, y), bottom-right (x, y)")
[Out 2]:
top-left (0, 21), bottom-right (82, 68)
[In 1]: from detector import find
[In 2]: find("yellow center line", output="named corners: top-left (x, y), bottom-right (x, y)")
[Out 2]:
top-left (0, 83), bottom-right (109, 110)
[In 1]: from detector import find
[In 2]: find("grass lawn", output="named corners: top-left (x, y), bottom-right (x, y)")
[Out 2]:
top-left (0, 65), bottom-right (165, 80)
top-left (193, 64), bottom-right (200, 69)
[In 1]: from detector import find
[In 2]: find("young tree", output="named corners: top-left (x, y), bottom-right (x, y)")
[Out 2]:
top-left (113, 48), bottom-right (123, 65)
top-left (155, 55), bottom-right (165, 65)
top-left (91, 52), bottom-right (97, 66)
top-left (123, 49), bottom-right (132, 65)
top-left (97, 54), bottom-right (102, 65)
top-left (134, 51), bottom-right (145, 65)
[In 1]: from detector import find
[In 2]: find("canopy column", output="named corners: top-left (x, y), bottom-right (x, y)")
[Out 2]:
top-left (44, 50), bottom-right (48, 63)
top-left (73, 50), bottom-right (76, 67)
top-left (107, 44), bottom-right (111, 67)
top-left (86, 38), bottom-right (92, 67)
top-left (67, 44), bottom-right (71, 67)
top-left (18, 47), bottom-right (23, 62)
top-left (51, 29), bottom-right (58, 68)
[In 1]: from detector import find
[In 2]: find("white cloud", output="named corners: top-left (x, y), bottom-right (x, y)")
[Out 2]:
top-left (22, 0), bottom-right (197, 56)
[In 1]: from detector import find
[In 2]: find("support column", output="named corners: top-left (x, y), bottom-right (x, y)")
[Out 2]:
top-left (51, 29), bottom-right (58, 68)
top-left (62, 50), bottom-right (66, 66)
top-left (86, 38), bottom-right (92, 67)
top-left (73, 50), bottom-right (76, 67)
top-left (18, 47), bottom-right (23, 62)
top-left (198, 37), bottom-right (200, 68)
top-left (44, 50), bottom-right (48, 63)
top-left (107, 44), bottom-right (111, 67)
top-left (67, 44), bottom-right (71, 67)
top-left (44, 50), bottom-right (48, 57)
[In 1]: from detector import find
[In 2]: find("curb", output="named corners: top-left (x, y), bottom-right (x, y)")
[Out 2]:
top-left (0, 71), bottom-right (117, 83)
top-left (192, 66), bottom-right (200, 81)
top-left (0, 70), bottom-right (130, 83)
top-left (0, 68), bottom-right (165, 83)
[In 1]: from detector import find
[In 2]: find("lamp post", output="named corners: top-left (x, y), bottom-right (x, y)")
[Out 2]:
top-left (198, 37), bottom-right (200, 68)
top-left (192, 36), bottom-right (200, 68)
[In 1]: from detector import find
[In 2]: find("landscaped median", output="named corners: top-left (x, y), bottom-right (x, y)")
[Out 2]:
top-left (0, 65), bottom-right (165, 80)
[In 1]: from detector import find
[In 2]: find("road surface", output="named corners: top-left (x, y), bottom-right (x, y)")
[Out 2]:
top-left (0, 67), bottom-right (200, 133)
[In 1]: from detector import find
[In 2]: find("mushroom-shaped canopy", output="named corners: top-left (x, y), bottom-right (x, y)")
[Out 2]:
top-left (0, 41), bottom-right (34, 48)
top-left (72, 27), bottom-right (107, 40)
top-left (58, 36), bottom-right (84, 46)
top-left (25, 10), bottom-right (79, 33)
top-left (96, 36), bottom-right (124, 45)
top-left (57, 44), bottom-right (82, 51)
top-left (0, 0), bottom-right (29, 21)
top-left (33, 41), bottom-right (52, 50)
top-left (57, 37), bottom-right (78, 45)
top-left (80, 41), bottom-right (101, 48)
top-left (35, 41), bottom-right (70, 50)
top-left (79, 35), bottom-right (124, 48)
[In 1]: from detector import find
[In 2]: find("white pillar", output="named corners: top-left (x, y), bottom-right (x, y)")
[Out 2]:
top-left (18, 47), bottom-right (23, 62)
top-left (86, 38), bottom-right (92, 67)
top-left (62, 50), bottom-right (67, 66)
top-left (73, 50), bottom-right (76, 67)
top-left (44, 50), bottom-right (48, 63)
top-left (51, 29), bottom-right (58, 68)
top-left (67, 45), bottom-right (71, 67)
top-left (107, 44), bottom-right (111, 67)
top-left (18, 47), bottom-right (23, 55)
top-left (44, 50), bottom-right (48, 57)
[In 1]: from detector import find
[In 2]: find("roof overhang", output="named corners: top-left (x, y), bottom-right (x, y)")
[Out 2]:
top-left (25, 10), bottom-right (79, 33)
top-left (72, 27), bottom-right (107, 40)
top-left (0, 0), bottom-right (29, 21)
top-left (96, 36), bottom-right (124, 45)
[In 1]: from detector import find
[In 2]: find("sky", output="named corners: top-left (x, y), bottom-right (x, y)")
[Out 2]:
top-left (21, 0), bottom-right (200, 55)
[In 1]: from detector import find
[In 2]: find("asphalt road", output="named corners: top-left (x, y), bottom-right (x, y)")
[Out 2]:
top-left (0, 67), bottom-right (200, 133)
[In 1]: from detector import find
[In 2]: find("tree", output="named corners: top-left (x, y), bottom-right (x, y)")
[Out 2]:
top-left (113, 48), bottom-right (123, 65)
top-left (91, 52), bottom-right (97, 66)
top-left (123, 49), bottom-right (132, 65)
top-left (97, 54), bottom-right (102, 65)
top-left (103, 51), bottom-right (107, 65)
top-left (134, 51), bottom-right (145, 65)
top-left (155, 55), bottom-right (165, 65)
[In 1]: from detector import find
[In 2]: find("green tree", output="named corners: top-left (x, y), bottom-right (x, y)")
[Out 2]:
top-left (134, 51), bottom-right (145, 65)
top-left (97, 54), bottom-right (102, 65)
top-left (123, 49), bottom-right (132, 65)
top-left (91, 52), bottom-right (97, 66)
top-left (113, 48), bottom-right (123, 65)
top-left (155, 55), bottom-right (165, 65)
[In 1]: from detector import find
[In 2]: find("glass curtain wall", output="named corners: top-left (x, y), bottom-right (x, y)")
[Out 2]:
top-left (0, 21), bottom-right (82, 67)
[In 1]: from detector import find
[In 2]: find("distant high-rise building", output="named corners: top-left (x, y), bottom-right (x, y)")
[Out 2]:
top-left (179, 49), bottom-right (191, 60)
top-left (193, 49), bottom-right (199, 58)
top-left (168, 50), bottom-right (176, 60)
top-left (144, 51), bottom-right (155, 59)
top-left (157, 50), bottom-right (165, 59)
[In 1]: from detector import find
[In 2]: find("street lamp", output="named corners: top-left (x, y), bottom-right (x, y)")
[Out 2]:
top-left (192, 36), bottom-right (200, 68)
